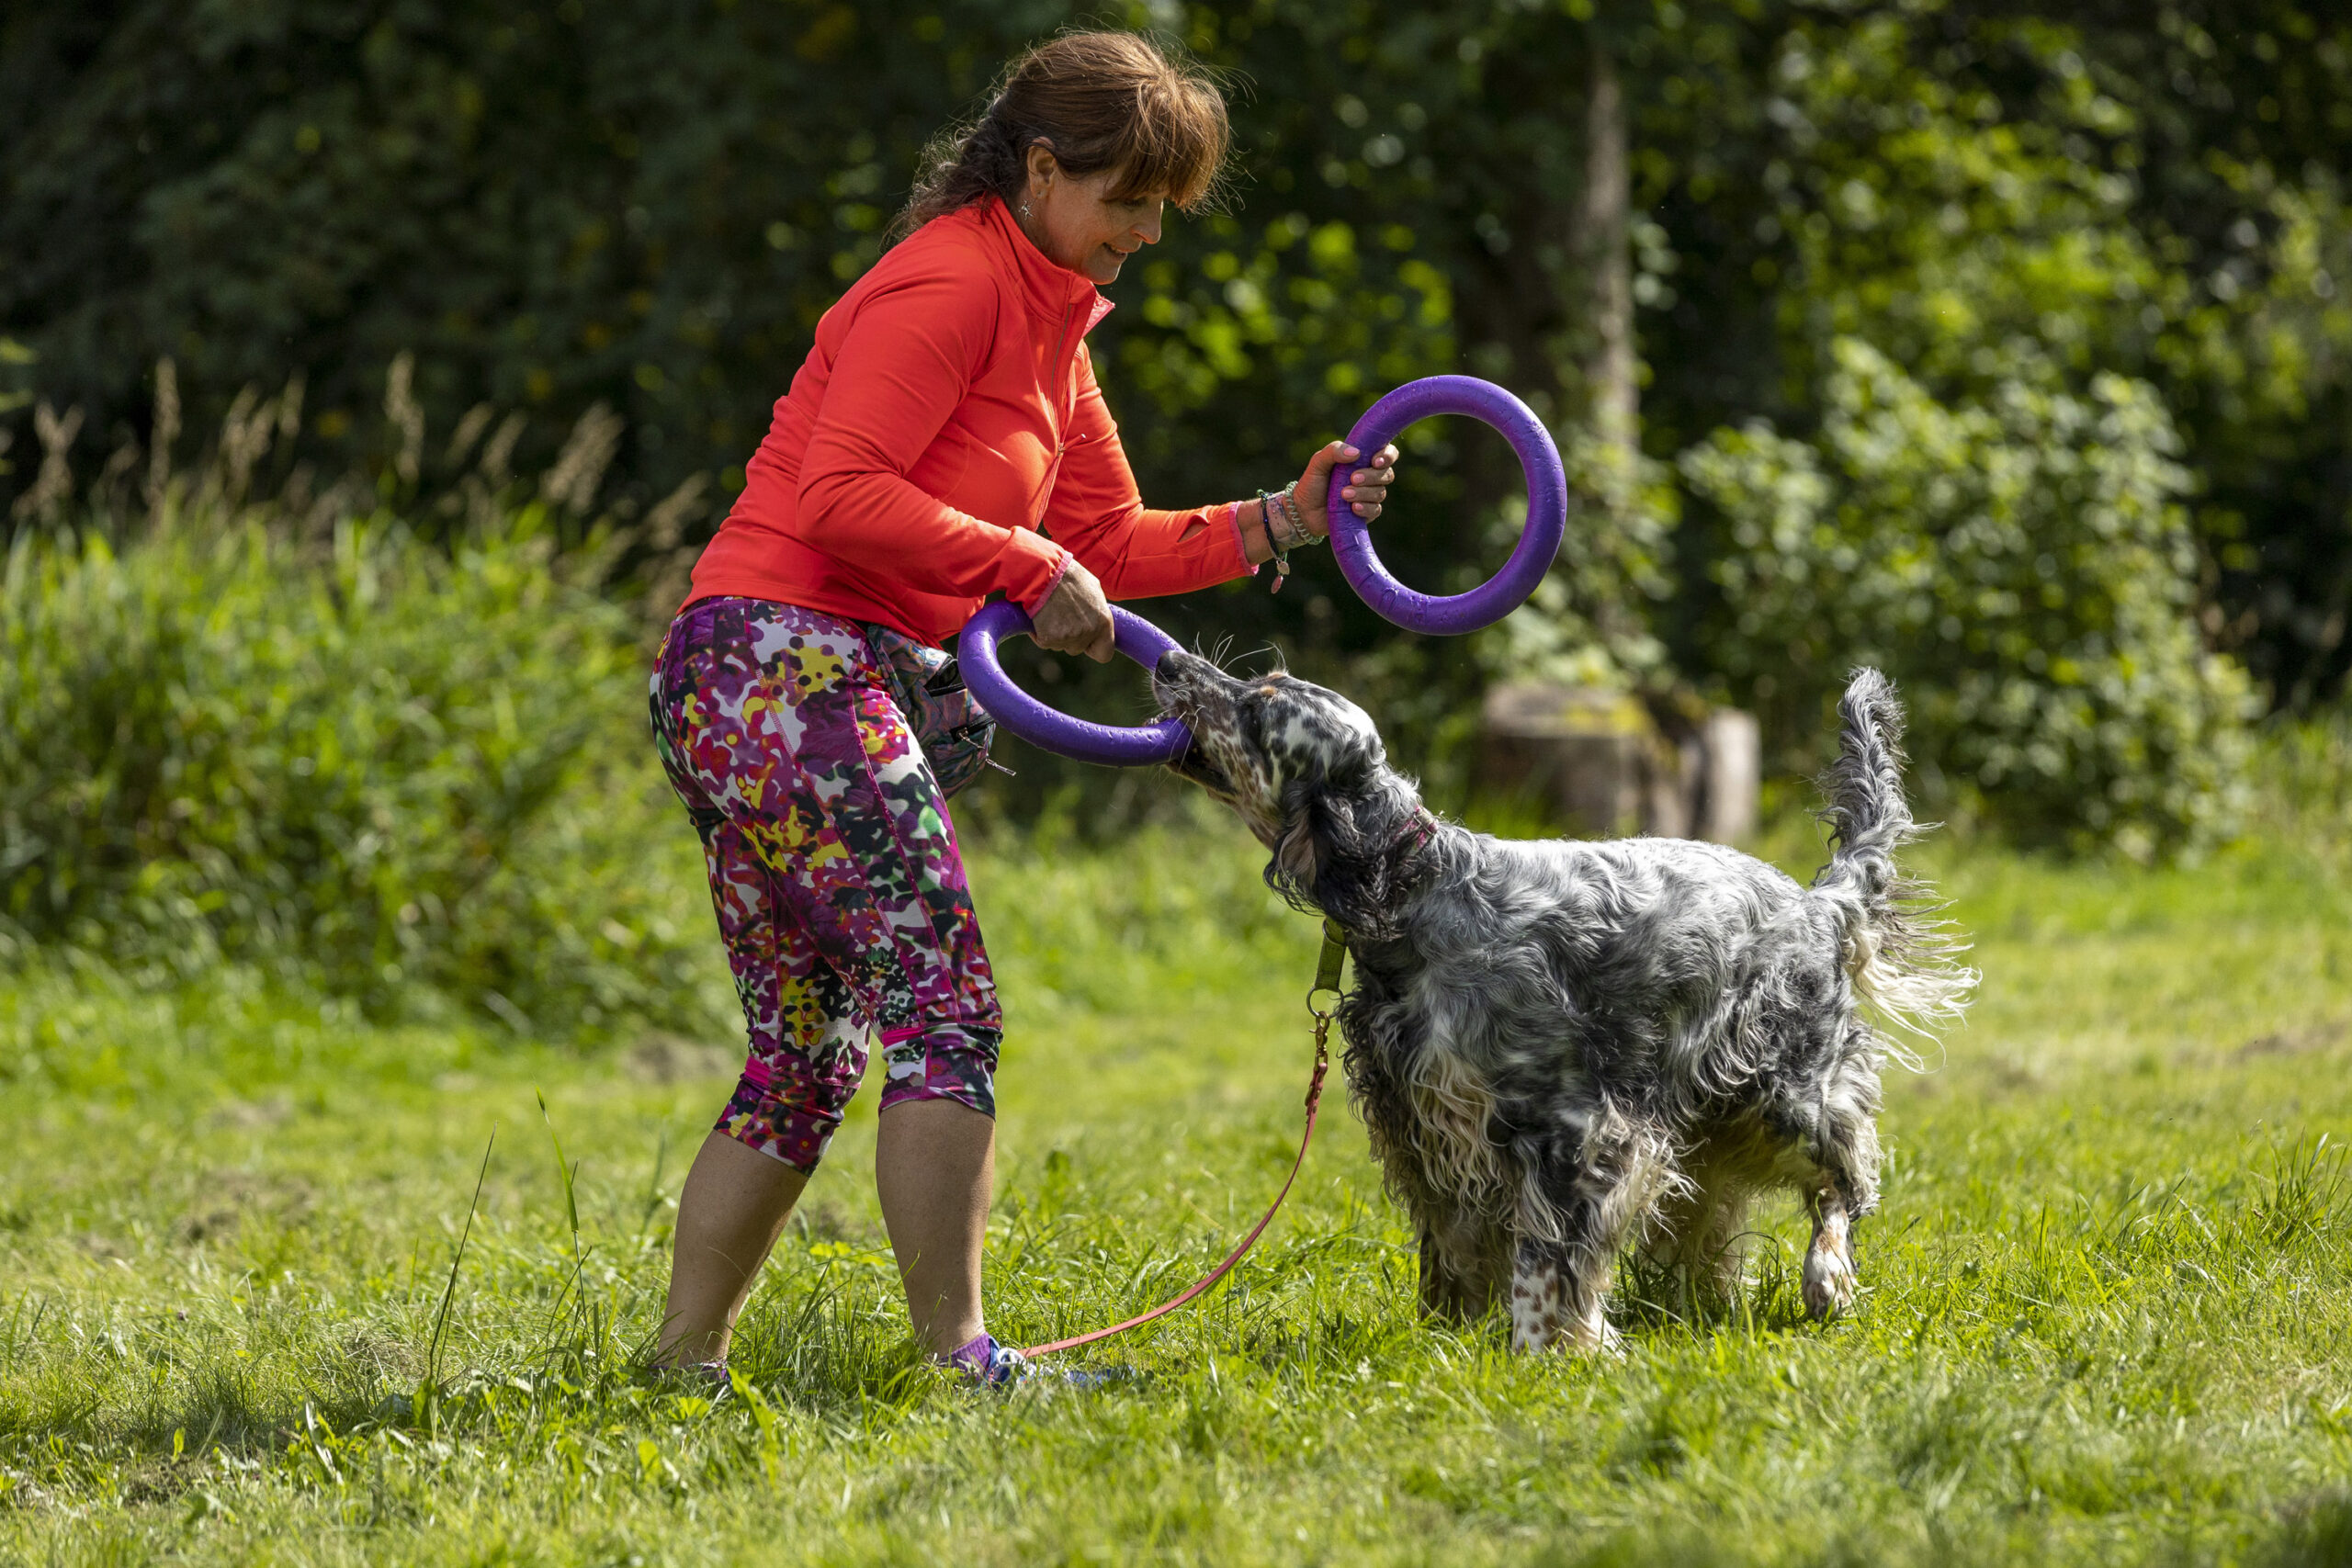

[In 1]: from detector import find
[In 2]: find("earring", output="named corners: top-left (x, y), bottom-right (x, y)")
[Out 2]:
top-left (1018, 199), bottom-right (1034, 220)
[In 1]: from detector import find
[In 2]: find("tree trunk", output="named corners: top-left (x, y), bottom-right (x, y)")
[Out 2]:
top-left (1448, 23), bottom-right (1657, 693)
top-left (1578, 37), bottom-right (1637, 504)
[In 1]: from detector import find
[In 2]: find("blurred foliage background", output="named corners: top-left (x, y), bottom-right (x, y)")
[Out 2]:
top-left (4, 0), bottom-right (2349, 870)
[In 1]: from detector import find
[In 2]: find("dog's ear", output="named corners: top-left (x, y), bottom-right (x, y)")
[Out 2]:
top-left (1274, 799), bottom-right (1322, 888)
top-left (1272, 773), bottom-right (1337, 890)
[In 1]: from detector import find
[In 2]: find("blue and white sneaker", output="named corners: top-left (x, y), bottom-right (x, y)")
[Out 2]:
top-left (645, 1359), bottom-right (732, 1402)
top-left (939, 1332), bottom-right (1030, 1387)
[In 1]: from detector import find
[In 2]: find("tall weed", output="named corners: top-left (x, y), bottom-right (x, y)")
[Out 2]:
top-left (0, 506), bottom-right (726, 1036)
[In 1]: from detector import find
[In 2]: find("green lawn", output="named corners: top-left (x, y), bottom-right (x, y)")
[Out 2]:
top-left (7, 809), bottom-right (2352, 1565)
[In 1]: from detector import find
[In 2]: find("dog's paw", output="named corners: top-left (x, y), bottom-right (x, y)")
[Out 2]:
top-left (1570, 1315), bottom-right (1626, 1358)
top-left (1802, 1243), bottom-right (1857, 1320)
top-left (1510, 1288), bottom-right (1624, 1356)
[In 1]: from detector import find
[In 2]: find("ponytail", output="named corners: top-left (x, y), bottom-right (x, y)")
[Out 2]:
top-left (891, 31), bottom-right (1229, 243)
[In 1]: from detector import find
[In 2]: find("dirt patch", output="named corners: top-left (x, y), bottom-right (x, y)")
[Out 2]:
top-left (337, 1323), bottom-right (419, 1383)
top-left (793, 1195), bottom-right (883, 1247)
top-left (173, 1168), bottom-right (315, 1245)
top-left (2233, 1020), bottom-right (2350, 1062)
top-left (1977, 1054), bottom-right (2047, 1095)
top-left (628, 1033), bottom-right (741, 1084)
top-left (208, 1092), bottom-right (294, 1130)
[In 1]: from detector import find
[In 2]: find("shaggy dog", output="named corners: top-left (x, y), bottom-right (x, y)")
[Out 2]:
top-left (1152, 653), bottom-right (1972, 1352)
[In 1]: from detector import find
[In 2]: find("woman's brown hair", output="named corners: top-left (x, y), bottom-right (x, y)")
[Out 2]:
top-left (891, 31), bottom-right (1230, 242)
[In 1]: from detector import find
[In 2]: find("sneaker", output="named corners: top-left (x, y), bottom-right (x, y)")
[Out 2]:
top-left (643, 1359), bottom-right (732, 1401)
top-left (978, 1341), bottom-right (1030, 1387)
top-left (937, 1332), bottom-right (1029, 1388)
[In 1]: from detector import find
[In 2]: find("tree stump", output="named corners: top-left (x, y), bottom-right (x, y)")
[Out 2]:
top-left (1478, 682), bottom-right (1759, 844)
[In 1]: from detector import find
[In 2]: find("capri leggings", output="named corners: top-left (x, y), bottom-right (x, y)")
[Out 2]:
top-left (650, 596), bottom-right (1001, 1173)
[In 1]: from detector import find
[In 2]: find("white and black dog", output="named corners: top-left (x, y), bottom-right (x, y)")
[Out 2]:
top-left (1153, 653), bottom-right (1972, 1352)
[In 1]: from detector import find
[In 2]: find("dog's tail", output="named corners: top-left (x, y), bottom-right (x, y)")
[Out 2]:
top-left (1810, 669), bottom-right (1974, 1043)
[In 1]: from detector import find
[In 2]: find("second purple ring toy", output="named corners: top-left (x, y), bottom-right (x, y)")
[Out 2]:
top-left (956, 376), bottom-right (1561, 766)
top-left (957, 599), bottom-right (1192, 768)
top-left (1328, 374), bottom-right (1566, 635)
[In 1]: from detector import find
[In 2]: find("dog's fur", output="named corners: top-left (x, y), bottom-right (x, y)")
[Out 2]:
top-left (1152, 652), bottom-right (1973, 1351)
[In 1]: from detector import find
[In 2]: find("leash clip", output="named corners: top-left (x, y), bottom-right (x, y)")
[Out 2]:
top-left (1306, 916), bottom-right (1348, 1022)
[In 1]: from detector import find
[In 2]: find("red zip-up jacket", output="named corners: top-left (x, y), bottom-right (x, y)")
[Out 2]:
top-left (688, 194), bottom-right (1252, 647)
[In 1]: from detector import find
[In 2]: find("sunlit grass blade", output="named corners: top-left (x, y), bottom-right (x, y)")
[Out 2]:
top-left (536, 1086), bottom-right (582, 1254)
top-left (426, 1125), bottom-right (496, 1396)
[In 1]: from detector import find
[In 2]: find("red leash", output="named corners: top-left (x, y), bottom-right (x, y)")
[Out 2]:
top-left (1018, 919), bottom-right (1347, 1359)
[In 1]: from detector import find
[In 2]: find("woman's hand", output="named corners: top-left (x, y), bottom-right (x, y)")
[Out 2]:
top-left (1293, 440), bottom-right (1401, 537)
top-left (1028, 558), bottom-right (1117, 662)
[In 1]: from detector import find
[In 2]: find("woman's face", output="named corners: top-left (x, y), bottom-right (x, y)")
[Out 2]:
top-left (1021, 147), bottom-right (1165, 285)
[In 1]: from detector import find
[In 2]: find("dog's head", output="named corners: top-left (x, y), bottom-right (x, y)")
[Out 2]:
top-left (1151, 649), bottom-right (1384, 838)
top-left (1153, 648), bottom-right (1425, 922)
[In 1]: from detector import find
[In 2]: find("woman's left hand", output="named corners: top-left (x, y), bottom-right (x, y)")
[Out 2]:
top-left (1294, 440), bottom-right (1401, 536)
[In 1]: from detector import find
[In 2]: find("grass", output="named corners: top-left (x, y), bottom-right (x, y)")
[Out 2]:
top-left (7, 802), bottom-right (2352, 1566)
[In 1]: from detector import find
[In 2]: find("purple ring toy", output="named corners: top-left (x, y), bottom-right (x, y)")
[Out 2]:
top-left (957, 599), bottom-right (1192, 767)
top-left (956, 377), bottom-right (1559, 766)
top-left (1329, 375), bottom-right (1567, 635)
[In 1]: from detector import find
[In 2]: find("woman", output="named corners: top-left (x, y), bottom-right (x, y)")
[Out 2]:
top-left (649, 30), bottom-right (1398, 1386)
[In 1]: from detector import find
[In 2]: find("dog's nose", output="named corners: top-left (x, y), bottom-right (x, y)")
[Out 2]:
top-left (1155, 649), bottom-right (1189, 679)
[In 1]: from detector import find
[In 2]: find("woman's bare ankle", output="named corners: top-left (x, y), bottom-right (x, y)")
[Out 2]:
top-left (657, 1131), bottom-right (808, 1373)
top-left (653, 1322), bottom-right (730, 1368)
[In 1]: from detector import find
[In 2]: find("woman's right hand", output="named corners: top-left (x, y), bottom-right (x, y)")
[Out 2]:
top-left (1028, 558), bottom-right (1116, 661)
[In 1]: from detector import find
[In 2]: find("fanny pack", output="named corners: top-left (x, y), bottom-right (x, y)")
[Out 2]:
top-left (864, 621), bottom-right (999, 800)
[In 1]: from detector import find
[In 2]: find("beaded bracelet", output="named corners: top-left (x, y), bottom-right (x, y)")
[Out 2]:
top-left (1274, 480), bottom-right (1318, 548)
top-left (1256, 489), bottom-right (1294, 592)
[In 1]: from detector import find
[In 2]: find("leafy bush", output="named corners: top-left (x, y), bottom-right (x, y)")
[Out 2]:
top-left (1680, 339), bottom-right (2254, 856)
top-left (0, 506), bottom-right (728, 1034)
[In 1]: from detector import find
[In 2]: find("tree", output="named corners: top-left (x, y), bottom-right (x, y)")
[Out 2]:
top-left (4, 0), bottom-right (2320, 845)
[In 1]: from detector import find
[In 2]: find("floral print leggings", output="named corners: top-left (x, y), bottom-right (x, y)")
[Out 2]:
top-left (650, 596), bottom-right (1001, 1173)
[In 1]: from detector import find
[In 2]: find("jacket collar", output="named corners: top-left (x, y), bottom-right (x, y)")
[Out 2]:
top-left (976, 195), bottom-right (1115, 335)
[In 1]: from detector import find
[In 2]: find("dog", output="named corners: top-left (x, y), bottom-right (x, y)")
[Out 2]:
top-left (1152, 652), bottom-right (1972, 1352)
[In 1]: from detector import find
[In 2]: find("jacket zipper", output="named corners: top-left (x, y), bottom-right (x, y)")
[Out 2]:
top-left (1030, 296), bottom-right (1083, 525)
